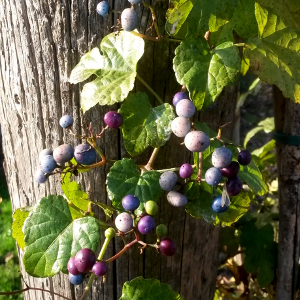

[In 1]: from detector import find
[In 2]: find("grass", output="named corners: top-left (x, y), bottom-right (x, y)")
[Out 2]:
top-left (0, 170), bottom-right (23, 299)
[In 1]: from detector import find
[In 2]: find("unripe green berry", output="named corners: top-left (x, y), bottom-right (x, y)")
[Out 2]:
top-left (105, 228), bottom-right (116, 239)
top-left (145, 201), bottom-right (159, 215)
top-left (156, 224), bottom-right (168, 237)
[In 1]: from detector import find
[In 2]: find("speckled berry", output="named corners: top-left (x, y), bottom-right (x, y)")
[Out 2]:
top-left (167, 191), bottom-right (187, 207)
top-left (59, 115), bottom-right (73, 128)
top-left (74, 144), bottom-right (96, 165)
top-left (176, 99), bottom-right (195, 118)
top-left (115, 212), bottom-right (133, 233)
top-left (179, 163), bottom-right (193, 179)
top-left (171, 117), bottom-right (191, 137)
top-left (184, 131), bottom-right (210, 152)
top-left (34, 169), bottom-right (47, 184)
top-left (173, 92), bottom-right (188, 106)
top-left (212, 147), bottom-right (232, 169)
top-left (121, 8), bottom-right (138, 31)
top-left (205, 167), bottom-right (223, 186)
top-left (96, 1), bottom-right (110, 16)
top-left (53, 144), bottom-right (74, 164)
top-left (159, 171), bottom-right (177, 191)
top-left (39, 149), bottom-right (53, 163)
top-left (40, 155), bottom-right (57, 173)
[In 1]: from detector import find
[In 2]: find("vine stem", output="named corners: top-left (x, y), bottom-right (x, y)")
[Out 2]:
top-left (145, 148), bottom-right (160, 170)
top-left (130, 30), bottom-right (181, 43)
top-left (156, 167), bottom-right (180, 173)
top-left (136, 74), bottom-right (164, 104)
top-left (80, 229), bottom-right (115, 300)
top-left (234, 43), bottom-right (245, 47)
top-left (197, 152), bottom-right (203, 183)
top-left (142, 1), bottom-right (161, 38)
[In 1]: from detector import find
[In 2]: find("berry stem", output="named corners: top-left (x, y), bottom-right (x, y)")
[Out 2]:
top-left (156, 167), bottom-right (181, 173)
top-left (136, 74), bottom-right (164, 104)
top-left (197, 152), bottom-right (203, 183)
top-left (145, 147), bottom-right (160, 170)
top-left (130, 31), bottom-right (181, 43)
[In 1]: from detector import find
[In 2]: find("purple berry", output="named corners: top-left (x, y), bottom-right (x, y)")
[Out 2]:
top-left (40, 155), bottom-right (57, 173)
top-left (176, 99), bottom-right (195, 118)
top-left (171, 117), bottom-right (191, 137)
top-left (138, 215), bottom-right (156, 234)
top-left (122, 195), bottom-right (140, 211)
top-left (212, 147), bottom-right (232, 168)
top-left (67, 257), bottom-right (81, 275)
top-left (221, 161), bottom-right (240, 178)
top-left (92, 261), bottom-right (108, 277)
top-left (121, 8), bottom-right (138, 32)
top-left (115, 212), bottom-right (133, 232)
top-left (226, 177), bottom-right (242, 196)
top-left (104, 111), bottom-right (123, 128)
top-left (39, 149), bottom-right (53, 163)
top-left (159, 238), bottom-right (177, 256)
top-left (53, 144), bottom-right (74, 164)
top-left (74, 144), bottom-right (96, 165)
top-left (173, 92), bottom-right (188, 106)
top-left (167, 191), bottom-right (187, 207)
top-left (74, 248), bottom-right (96, 273)
top-left (205, 167), bottom-right (223, 186)
top-left (238, 150), bottom-right (252, 165)
top-left (34, 169), bottom-right (47, 184)
top-left (159, 171), bottom-right (177, 191)
top-left (59, 115), bottom-right (73, 128)
top-left (184, 131), bottom-right (210, 152)
top-left (69, 273), bottom-right (84, 285)
top-left (212, 196), bottom-right (229, 213)
top-left (96, 1), bottom-right (110, 16)
top-left (179, 163), bottom-right (193, 179)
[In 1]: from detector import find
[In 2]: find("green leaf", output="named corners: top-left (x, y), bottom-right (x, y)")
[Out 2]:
top-left (244, 3), bottom-right (300, 103)
top-left (252, 139), bottom-right (276, 158)
top-left (12, 207), bottom-right (31, 250)
top-left (186, 189), bottom-right (251, 226)
top-left (174, 38), bottom-right (241, 110)
top-left (240, 219), bottom-right (277, 287)
top-left (69, 31), bottom-right (144, 112)
top-left (23, 195), bottom-right (100, 277)
top-left (119, 93), bottom-right (175, 156)
top-left (120, 277), bottom-right (182, 300)
top-left (106, 158), bottom-right (162, 210)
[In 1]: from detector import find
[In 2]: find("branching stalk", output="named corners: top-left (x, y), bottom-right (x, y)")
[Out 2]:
top-left (145, 148), bottom-right (160, 170)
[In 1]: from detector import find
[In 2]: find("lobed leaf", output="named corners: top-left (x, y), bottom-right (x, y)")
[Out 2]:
top-left (119, 92), bottom-right (175, 156)
top-left (12, 207), bottom-right (31, 250)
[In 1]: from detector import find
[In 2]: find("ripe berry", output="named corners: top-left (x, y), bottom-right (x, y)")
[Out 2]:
top-left (34, 169), bottom-right (47, 184)
top-left (171, 117), bottom-right (191, 137)
top-left (173, 92), bottom-right (188, 106)
top-left (38, 148), bottom-right (53, 163)
top-left (212, 147), bottom-right (232, 169)
top-left (205, 167), bottom-right (223, 186)
top-left (53, 144), bottom-right (74, 164)
top-left (104, 111), bottom-right (123, 128)
top-left (92, 261), bottom-right (108, 277)
top-left (59, 115), bottom-right (73, 128)
top-left (159, 238), bottom-right (177, 256)
top-left (238, 150), bottom-right (252, 165)
top-left (74, 144), bottom-right (96, 165)
top-left (226, 177), bottom-right (242, 196)
top-left (69, 273), bottom-right (84, 285)
top-left (167, 191), bottom-right (187, 207)
top-left (159, 171), bottom-right (177, 191)
top-left (121, 8), bottom-right (138, 32)
top-left (115, 212), bottom-right (133, 233)
top-left (40, 155), bottom-right (57, 173)
top-left (184, 131), bottom-right (210, 152)
top-left (179, 163), bottom-right (193, 179)
top-left (138, 215), bottom-right (156, 234)
top-left (221, 161), bottom-right (240, 178)
top-left (122, 195), bottom-right (140, 211)
top-left (128, 0), bottom-right (142, 4)
top-left (156, 224), bottom-right (168, 237)
top-left (212, 196), bottom-right (229, 213)
top-left (145, 200), bottom-right (159, 215)
top-left (67, 257), bottom-right (81, 275)
top-left (175, 99), bottom-right (195, 118)
top-left (74, 248), bottom-right (96, 273)
top-left (96, 1), bottom-right (110, 16)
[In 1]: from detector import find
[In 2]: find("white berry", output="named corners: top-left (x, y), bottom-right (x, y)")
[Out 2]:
top-left (184, 131), bottom-right (210, 152)
top-left (171, 117), bottom-right (191, 137)
top-left (212, 147), bottom-right (232, 168)
top-left (115, 212), bottom-right (133, 232)
top-left (159, 171), bottom-right (177, 191)
top-left (167, 191), bottom-right (187, 207)
top-left (176, 99), bottom-right (196, 118)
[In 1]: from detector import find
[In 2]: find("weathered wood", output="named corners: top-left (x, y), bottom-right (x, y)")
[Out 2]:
top-left (274, 87), bottom-right (300, 300)
top-left (0, 0), bottom-right (238, 299)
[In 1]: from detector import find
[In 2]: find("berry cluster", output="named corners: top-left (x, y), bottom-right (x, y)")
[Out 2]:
top-left (34, 112), bottom-right (123, 184)
top-left (67, 248), bottom-right (107, 285)
top-left (115, 195), bottom-right (177, 256)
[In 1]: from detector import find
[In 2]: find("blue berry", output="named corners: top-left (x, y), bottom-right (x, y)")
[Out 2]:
top-left (121, 8), bottom-right (138, 31)
top-left (205, 167), bottom-right (223, 186)
top-left (53, 144), bottom-right (74, 164)
top-left (212, 196), bottom-right (229, 213)
top-left (34, 169), bottom-right (47, 184)
top-left (212, 147), bottom-right (232, 169)
top-left (122, 195), bottom-right (140, 211)
top-left (69, 273), bottom-right (84, 285)
top-left (173, 92), bottom-right (188, 106)
top-left (38, 149), bottom-right (53, 163)
top-left (59, 115), bottom-right (73, 128)
top-left (96, 1), bottom-right (110, 16)
top-left (138, 215), bottom-right (156, 234)
top-left (74, 144), bottom-right (96, 165)
top-left (40, 155), bottom-right (57, 173)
